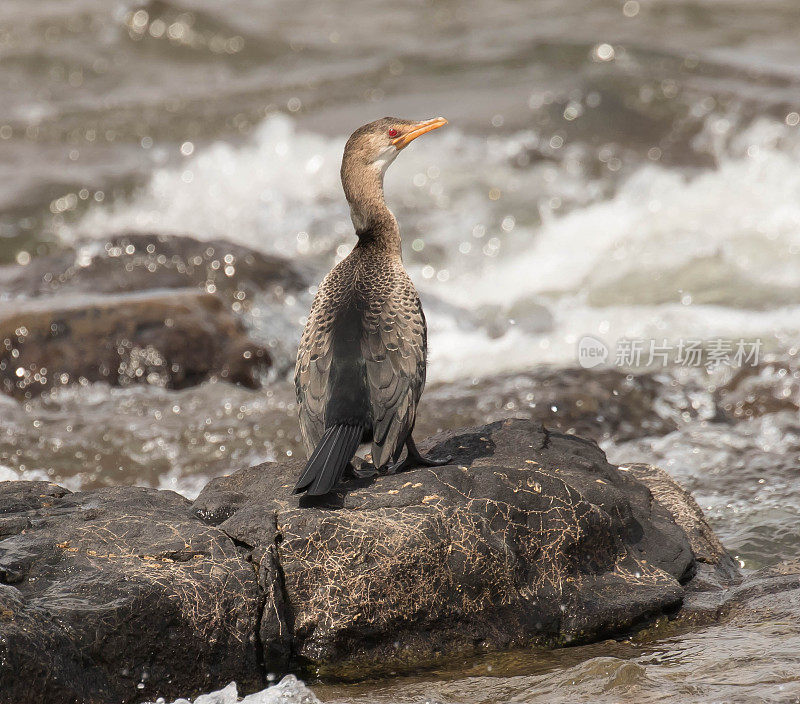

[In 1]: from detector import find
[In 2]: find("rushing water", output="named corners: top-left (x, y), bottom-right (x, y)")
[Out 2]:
top-left (3, 0), bottom-right (800, 702)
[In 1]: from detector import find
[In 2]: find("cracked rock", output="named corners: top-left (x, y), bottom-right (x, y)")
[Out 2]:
top-left (0, 483), bottom-right (262, 703)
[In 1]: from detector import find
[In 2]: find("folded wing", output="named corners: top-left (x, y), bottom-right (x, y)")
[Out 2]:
top-left (295, 292), bottom-right (336, 456)
top-left (362, 282), bottom-right (427, 468)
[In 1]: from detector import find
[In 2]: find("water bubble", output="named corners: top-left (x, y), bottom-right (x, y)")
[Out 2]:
top-left (131, 10), bottom-right (149, 28)
top-left (593, 43), bottom-right (615, 62)
top-left (563, 102), bottom-right (583, 121)
top-left (661, 79), bottom-right (679, 98)
top-left (623, 1), bottom-right (640, 17)
top-left (149, 19), bottom-right (166, 37)
top-left (167, 23), bottom-right (186, 40)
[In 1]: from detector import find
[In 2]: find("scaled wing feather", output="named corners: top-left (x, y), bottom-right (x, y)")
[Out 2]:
top-left (362, 267), bottom-right (427, 468)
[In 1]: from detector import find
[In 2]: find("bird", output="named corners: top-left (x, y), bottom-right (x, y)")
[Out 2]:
top-left (294, 116), bottom-right (451, 496)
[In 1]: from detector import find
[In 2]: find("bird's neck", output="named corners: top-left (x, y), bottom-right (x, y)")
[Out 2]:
top-left (342, 164), bottom-right (402, 257)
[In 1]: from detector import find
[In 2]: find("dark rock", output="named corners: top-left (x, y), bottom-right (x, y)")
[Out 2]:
top-left (619, 463), bottom-right (732, 570)
top-left (674, 559), bottom-right (800, 632)
top-left (417, 367), bottom-right (701, 444)
top-left (0, 232), bottom-right (312, 377)
top-left (0, 419), bottom-right (741, 701)
top-left (0, 288), bottom-right (270, 399)
top-left (0, 481), bottom-right (263, 703)
top-left (0, 232), bottom-right (308, 303)
top-left (619, 462), bottom-right (741, 596)
top-left (715, 358), bottom-right (800, 420)
top-left (193, 418), bottom-right (729, 679)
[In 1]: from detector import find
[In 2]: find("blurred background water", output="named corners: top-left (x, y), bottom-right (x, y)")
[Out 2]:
top-left (2, 0), bottom-right (800, 702)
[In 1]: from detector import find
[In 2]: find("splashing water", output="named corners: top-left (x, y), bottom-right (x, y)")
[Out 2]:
top-left (4, 0), bottom-right (800, 702)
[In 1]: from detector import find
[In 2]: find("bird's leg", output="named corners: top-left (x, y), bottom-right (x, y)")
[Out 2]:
top-left (386, 436), bottom-right (452, 474)
top-left (382, 443), bottom-right (408, 475)
top-left (405, 435), bottom-right (452, 467)
top-left (346, 460), bottom-right (378, 479)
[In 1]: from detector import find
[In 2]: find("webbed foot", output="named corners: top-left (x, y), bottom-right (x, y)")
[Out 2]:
top-left (345, 461), bottom-right (378, 479)
top-left (406, 435), bottom-right (451, 467)
top-left (385, 436), bottom-right (452, 474)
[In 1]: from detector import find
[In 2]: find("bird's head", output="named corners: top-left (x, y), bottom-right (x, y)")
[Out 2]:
top-left (342, 116), bottom-right (448, 178)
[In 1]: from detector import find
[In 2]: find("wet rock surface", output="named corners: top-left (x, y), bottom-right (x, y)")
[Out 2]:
top-left (0, 288), bottom-right (270, 399)
top-left (0, 232), bottom-right (313, 400)
top-left (714, 357), bottom-right (800, 420)
top-left (191, 419), bottom-right (730, 679)
top-left (0, 232), bottom-right (308, 303)
top-left (0, 418), bottom-right (737, 702)
top-left (5, 415), bottom-right (797, 702)
top-left (417, 367), bottom-right (702, 444)
top-left (0, 481), bottom-right (263, 704)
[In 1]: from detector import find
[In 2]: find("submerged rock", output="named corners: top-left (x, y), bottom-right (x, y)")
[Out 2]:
top-left (0, 288), bottom-right (270, 399)
top-left (714, 358), bottom-right (800, 420)
top-left (0, 232), bottom-right (308, 303)
top-left (418, 367), bottom-right (702, 444)
top-left (0, 419), bottom-right (739, 702)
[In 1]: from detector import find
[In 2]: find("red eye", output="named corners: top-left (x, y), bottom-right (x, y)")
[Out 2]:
top-left (388, 128), bottom-right (398, 137)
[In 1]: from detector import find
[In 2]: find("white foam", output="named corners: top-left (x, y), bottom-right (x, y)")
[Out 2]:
top-left (422, 119), bottom-right (800, 378)
top-left (162, 676), bottom-right (321, 704)
top-left (0, 462), bottom-right (74, 488)
top-left (65, 115), bottom-right (800, 380)
top-left (67, 116), bottom-right (345, 257)
top-left (432, 118), bottom-right (800, 305)
top-left (64, 116), bottom-right (593, 264)
top-left (426, 301), bottom-right (800, 382)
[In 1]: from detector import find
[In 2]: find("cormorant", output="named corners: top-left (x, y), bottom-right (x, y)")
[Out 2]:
top-left (294, 116), bottom-right (450, 496)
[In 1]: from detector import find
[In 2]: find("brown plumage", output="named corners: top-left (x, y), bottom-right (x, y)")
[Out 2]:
top-left (294, 116), bottom-right (450, 496)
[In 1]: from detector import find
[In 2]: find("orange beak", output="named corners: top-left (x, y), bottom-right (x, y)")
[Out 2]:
top-left (391, 116), bottom-right (448, 149)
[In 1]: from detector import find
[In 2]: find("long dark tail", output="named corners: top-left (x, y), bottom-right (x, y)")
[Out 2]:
top-left (294, 424), bottom-right (364, 496)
